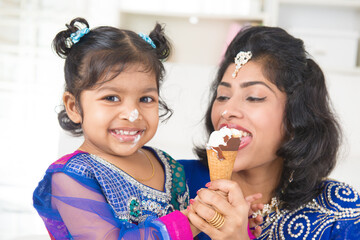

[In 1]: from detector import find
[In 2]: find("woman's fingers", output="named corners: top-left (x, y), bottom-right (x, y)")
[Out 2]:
top-left (245, 193), bottom-right (262, 203)
top-left (190, 196), bottom-right (222, 222)
top-left (195, 188), bottom-right (233, 216)
top-left (253, 225), bottom-right (262, 238)
top-left (187, 204), bottom-right (221, 237)
top-left (206, 180), bottom-right (247, 207)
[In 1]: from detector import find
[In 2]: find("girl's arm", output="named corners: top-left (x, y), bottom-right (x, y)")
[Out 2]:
top-left (50, 172), bottom-right (191, 240)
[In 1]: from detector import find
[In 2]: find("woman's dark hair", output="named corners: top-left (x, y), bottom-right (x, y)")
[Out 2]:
top-left (54, 17), bottom-right (172, 136)
top-left (195, 26), bottom-right (342, 210)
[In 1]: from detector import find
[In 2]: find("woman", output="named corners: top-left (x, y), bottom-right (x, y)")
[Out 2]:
top-left (180, 26), bottom-right (360, 239)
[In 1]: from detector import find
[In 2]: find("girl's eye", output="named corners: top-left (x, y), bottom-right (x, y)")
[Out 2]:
top-left (140, 96), bottom-right (154, 103)
top-left (104, 96), bottom-right (120, 102)
top-left (216, 95), bottom-right (229, 102)
top-left (247, 96), bottom-right (267, 102)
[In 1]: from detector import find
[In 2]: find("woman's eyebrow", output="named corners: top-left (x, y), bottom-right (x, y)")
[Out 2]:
top-left (240, 81), bottom-right (275, 93)
top-left (219, 82), bottom-right (231, 88)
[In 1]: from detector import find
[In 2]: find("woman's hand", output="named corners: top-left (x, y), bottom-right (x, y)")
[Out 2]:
top-left (187, 179), bottom-right (258, 240)
top-left (181, 209), bottom-right (201, 237)
top-left (246, 194), bottom-right (263, 238)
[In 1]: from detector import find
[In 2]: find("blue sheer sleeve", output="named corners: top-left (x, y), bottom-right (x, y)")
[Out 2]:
top-left (33, 150), bottom-right (191, 240)
top-left (35, 172), bottom-right (170, 239)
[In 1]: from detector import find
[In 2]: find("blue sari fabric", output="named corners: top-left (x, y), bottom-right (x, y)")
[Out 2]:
top-left (33, 147), bottom-right (189, 239)
top-left (179, 159), bottom-right (360, 240)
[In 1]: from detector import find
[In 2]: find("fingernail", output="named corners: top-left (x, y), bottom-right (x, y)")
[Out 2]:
top-left (205, 182), bottom-right (211, 187)
top-left (189, 199), bottom-right (195, 205)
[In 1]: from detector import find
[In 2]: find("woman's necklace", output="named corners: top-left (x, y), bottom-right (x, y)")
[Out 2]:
top-left (132, 149), bottom-right (155, 182)
top-left (252, 197), bottom-right (280, 218)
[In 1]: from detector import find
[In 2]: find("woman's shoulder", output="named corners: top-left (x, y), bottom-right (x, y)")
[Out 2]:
top-left (315, 179), bottom-right (360, 239)
top-left (317, 179), bottom-right (360, 209)
top-left (259, 179), bottom-right (360, 239)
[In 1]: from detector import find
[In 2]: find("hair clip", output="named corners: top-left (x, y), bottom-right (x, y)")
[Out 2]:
top-left (232, 51), bottom-right (252, 78)
top-left (70, 27), bottom-right (90, 44)
top-left (138, 33), bottom-right (156, 49)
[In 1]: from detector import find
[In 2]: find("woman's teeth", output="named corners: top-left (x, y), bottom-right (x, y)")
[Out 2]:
top-left (240, 131), bottom-right (250, 137)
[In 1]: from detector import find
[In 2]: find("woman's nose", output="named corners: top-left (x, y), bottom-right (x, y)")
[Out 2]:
top-left (221, 99), bottom-right (244, 120)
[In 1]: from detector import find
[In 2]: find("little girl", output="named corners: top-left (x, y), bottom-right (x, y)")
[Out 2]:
top-left (33, 17), bottom-right (192, 240)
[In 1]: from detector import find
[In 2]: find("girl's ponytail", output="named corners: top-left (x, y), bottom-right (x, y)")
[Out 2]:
top-left (149, 23), bottom-right (171, 61)
top-left (52, 17), bottom-right (89, 58)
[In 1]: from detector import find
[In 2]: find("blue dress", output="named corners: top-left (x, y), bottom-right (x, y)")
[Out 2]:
top-left (33, 147), bottom-right (190, 239)
top-left (179, 159), bottom-right (360, 240)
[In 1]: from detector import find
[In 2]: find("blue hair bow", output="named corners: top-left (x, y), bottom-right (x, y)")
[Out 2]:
top-left (138, 33), bottom-right (156, 48)
top-left (70, 28), bottom-right (90, 44)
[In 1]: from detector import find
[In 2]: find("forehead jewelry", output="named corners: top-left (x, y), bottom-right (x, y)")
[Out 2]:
top-left (129, 109), bottom-right (139, 122)
top-left (232, 51), bottom-right (252, 78)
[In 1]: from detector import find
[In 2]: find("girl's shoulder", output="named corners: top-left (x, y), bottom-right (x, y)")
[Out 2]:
top-left (46, 150), bottom-right (94, 176)
top-left (143, 146), bottom-right (184, 170)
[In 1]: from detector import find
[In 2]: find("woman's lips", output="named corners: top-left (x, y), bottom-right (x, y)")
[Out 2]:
top-left (218, 123), bottom-right (252, 150)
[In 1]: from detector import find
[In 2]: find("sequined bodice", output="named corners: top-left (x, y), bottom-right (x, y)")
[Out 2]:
top-left (257, 180), bottom-right (360, 240)
top-left (64, 147), bottom-right (188, 224)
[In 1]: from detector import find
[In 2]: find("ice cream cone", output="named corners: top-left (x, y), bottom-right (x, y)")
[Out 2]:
top-left (207, 149), bottom-right (238, 181)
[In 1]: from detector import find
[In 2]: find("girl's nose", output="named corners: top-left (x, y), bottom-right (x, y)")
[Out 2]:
top-left (119, 104), bottom-right (142, 122)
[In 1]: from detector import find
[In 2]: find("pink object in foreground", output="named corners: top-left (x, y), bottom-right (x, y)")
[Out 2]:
top-left (159, 210), bottom-right (193, 240)
top-left (248, 224), bottom-right (256, 239)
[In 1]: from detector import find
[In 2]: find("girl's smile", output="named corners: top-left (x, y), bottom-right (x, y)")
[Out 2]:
top-left (65, 64), bottom-right (159, 160)
top-left (109, 127), bottom-right (145, 143)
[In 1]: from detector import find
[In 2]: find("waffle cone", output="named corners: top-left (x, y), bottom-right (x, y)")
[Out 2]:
top-left (207, 149), bottom-right (238, 181)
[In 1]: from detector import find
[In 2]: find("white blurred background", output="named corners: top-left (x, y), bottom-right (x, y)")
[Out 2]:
top-left (0, 0), bottom-right (359, 239)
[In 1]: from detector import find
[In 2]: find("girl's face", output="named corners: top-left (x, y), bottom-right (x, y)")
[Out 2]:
top-left (211, 61), bottom-right (286, 172)
top-left (69, 65), bottom-right (159, 158)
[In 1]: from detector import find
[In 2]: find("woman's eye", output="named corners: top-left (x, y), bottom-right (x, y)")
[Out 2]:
top-left (104, 96), bottom-right (120, 102)
top-left (140, 96), bottom-right (154, 103)
top-left (247, 96), bottom-right (266, 102)
top-left (216, 95), bottom-right (229, 102)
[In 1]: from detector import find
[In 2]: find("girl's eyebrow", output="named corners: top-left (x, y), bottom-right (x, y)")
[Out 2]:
top-left (143, 87), bottom-right (158, 93)
top-left (96, 86), bottom-right (158, 94)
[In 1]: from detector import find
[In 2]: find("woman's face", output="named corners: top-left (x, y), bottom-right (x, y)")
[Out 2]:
top-left (211, 61), bottom-right (287, 172)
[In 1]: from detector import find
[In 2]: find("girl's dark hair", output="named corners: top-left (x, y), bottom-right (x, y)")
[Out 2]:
top-left (195, 26), bottom-right (342, 210)
top-left (54, 17), bottom-right (172, 136)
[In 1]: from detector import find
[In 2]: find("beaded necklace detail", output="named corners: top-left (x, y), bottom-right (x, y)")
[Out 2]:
top-left (252, 197), bottom-right (280, 218)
